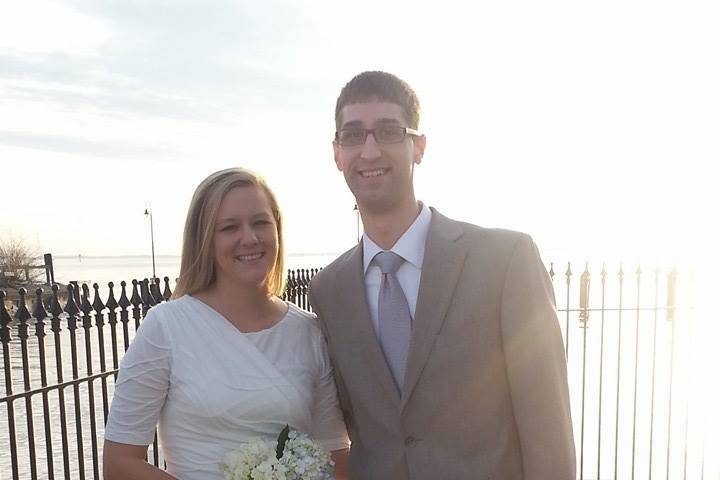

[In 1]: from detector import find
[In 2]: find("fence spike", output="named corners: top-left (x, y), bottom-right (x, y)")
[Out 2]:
top-left (80, 285), bottom-right (93, 325)
top-left (565, 262), bottom-right (572, 284)
top-left (64, 284), bottom-right (80, 317)
top-left (119, 281), bottom-right (131, 309)
top-left (70, 281), bottom-right (82, 309)
top-left (130, 280), bottom-right (142, 308)
top-left (549, 262), bottom-right (555, 280)
top-left (579, 263), bottom-right (591, 325)
top-left (600, 262), bottom-right (607, 283)
top-left (92, 283), bottom-right (105, 313)
top-left (0, 290), bottom-right (12, 343)
top-left (48, 285), bottom-right (63, 340)
top-left (33, 288), bottom-right (48, 320)
top-left (106, 282), bottom-right (118, 311)
top-left (15, 287), bottom-right (32, 323)
top-left (150, 278), bottom-right (163, 304)
top-left (33, 288), bottom-right (48, 341)
top-left (49, 284), bottom-right (63, 318)
top-left (162, 277), bottom-right (172, 301)
top-left (140, 279), bottom-right (155, 307)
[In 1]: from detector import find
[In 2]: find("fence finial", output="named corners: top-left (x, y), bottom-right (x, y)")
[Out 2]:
top-left (140, 279), bottom-right (155, 308)
top-left (162, 277), bottom-right (172, 301)
top-left (579, 263), bottom-right (591, 325)
top-left (49, 284), bottom-right (63, 319)
top-left (565, 262), bottom-right (572, 284)
top-left (15, 287), bottom-right (32, 324)
top-left (92, 283), bottom-right (106, 313)
top-left (33, 288), bottom-right (48, 321)
top-left (64, 284), bottom-right (80, 320)
top-left (106, 282), bottom-right (118, 312)
top-left (119, 281), bottom-right (131, 310)
top-left (130, 280), bottom-right (141, 308)
top-left (0, 290), bottom-right (12, 343)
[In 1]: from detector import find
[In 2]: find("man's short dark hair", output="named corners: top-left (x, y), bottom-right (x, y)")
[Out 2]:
top-left (335, 71), bottom-right (421, 130)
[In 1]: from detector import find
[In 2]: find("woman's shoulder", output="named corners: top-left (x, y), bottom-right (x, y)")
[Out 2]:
top-left (140, 295), bottom-right (198, 330)
top-left (282, 302), bottom-right (322, 336)
top-left (144, 295), bottom-right (191, 318)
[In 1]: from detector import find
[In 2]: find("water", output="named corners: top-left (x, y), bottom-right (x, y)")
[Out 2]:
top-left (51, 254), bottom-right (337, 290)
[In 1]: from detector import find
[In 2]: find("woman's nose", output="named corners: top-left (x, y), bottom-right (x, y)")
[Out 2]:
top-left (239, 225), bottom-right (259, 245)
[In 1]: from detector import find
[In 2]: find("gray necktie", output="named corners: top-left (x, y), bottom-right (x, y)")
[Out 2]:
top-left (374, 251), bottom-right (412, 394)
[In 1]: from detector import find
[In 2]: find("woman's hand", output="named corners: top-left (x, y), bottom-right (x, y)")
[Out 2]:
top-left (331, 448), bottom-right (350, 480)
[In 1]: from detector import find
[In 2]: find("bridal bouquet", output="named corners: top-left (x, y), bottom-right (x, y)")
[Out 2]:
top-left (219, 425), bottom-right (334, 480)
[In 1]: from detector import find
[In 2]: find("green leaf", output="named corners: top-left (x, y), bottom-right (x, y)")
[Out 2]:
top-left (276, 424), bottom-right (290, 459)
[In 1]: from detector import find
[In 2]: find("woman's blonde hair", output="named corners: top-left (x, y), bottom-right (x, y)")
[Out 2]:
top-left (172, 167), bottom-right (285, 299)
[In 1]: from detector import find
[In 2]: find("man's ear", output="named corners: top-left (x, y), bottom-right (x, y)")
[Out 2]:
top-left (333, 140), bottom-right (344, 171)
top-left (413, 134), bottom-right (426, 165)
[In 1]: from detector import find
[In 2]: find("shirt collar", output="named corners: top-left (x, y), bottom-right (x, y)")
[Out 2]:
top-left (362, 202), bottom-right (432, 274)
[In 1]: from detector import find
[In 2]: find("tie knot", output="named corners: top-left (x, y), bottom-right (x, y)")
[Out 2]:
top-left (374, 251), bottom-right (405, 275)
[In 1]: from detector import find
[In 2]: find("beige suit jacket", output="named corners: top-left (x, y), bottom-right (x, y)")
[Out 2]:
top-left (309, 209), bottom-right (576, 480)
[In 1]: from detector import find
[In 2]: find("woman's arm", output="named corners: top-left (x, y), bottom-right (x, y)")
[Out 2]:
top-left (103, 440), bottom-right (176, 480)
top-left (104, 310), bottom-right (173, 479)
top-left (331, 448), bottom-right (350, 480)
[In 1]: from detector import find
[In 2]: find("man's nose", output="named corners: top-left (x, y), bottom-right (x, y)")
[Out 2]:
top-left (360, 132), bottom-right (382, 160)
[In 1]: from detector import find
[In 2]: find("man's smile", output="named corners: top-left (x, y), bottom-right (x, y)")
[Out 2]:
top-left (359, 168), bottom-right (388, 178)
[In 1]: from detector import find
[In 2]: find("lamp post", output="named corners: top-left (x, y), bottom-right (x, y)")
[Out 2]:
top-left (144, 202), bottom-right (156, 280)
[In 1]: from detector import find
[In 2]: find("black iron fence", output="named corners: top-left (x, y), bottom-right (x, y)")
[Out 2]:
top-left (0, 264), bottom-right (714, 479)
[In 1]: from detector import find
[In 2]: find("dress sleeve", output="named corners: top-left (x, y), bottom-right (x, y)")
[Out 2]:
top-left (310, 333), bottom-right (350, 452)
top-left (104, 308), bottom-right (171, 446)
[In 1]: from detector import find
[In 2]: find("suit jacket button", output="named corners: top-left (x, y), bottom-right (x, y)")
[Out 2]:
top-left (404, 436), bottom-right (417, 446)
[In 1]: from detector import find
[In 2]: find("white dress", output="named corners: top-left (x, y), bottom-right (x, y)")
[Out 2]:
top-left (104, 295), bottom-right (349, 480)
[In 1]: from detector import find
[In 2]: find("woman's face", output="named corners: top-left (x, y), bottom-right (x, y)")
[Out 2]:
top-left (211, 185), bottom-right (278, 290)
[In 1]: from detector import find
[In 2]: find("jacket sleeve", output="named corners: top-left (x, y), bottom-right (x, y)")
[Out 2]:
top-left (500, 233), bottom-right (576, 479)
top-left (308, 279), bottom-right (355, 436)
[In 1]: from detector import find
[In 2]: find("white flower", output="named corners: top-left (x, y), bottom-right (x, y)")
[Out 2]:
top-left (220, 428), bottom-right (333, 480)
top-left (279, 430), bottom-right (334, 480)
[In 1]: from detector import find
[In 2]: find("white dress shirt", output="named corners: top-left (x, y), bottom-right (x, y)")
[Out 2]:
top-left (363, 202), bottom-right (432, 339)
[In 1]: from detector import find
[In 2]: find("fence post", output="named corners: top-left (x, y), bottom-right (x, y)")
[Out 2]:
top-left (34, 287), bottom-right (56, 479)
top-left (49, 284), bottom-right (71, 480)
top-left (43, 254), bottom-right (54, 285)
top-left (1, 289), bottom-right (20, 480)
top-left (63, 284), bottom-right (86, 480)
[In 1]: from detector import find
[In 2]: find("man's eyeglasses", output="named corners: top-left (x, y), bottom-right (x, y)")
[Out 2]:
top-left (335, 126), bottom-right (420, 147)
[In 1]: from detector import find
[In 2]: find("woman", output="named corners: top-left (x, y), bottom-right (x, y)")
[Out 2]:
top-left (104, 168), bottom-right (349, 479)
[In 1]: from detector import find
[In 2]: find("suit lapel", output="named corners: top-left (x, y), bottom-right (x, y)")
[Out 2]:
top-left (401, 210), bottom-right (467, 409)
top-left (335, 244), bottom-right (401, 404)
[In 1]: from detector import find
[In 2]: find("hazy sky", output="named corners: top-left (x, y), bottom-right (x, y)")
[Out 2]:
top-left (1, 0), bottom-right (717, 265)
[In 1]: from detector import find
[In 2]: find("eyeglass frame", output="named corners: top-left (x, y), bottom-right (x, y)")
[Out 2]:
top-left (334, 126), bottom-right (421, 147)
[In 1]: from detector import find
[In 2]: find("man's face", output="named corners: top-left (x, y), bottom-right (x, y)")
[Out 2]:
top-left (333, 101), bottom-right (426, 214)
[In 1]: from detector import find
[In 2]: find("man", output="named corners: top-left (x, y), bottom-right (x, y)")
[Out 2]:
top-left (309, 71), bottom-right (575, 479)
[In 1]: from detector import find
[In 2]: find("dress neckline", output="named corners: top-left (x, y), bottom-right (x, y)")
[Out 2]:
top-left (184, 294), bottom-right (291, 335)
